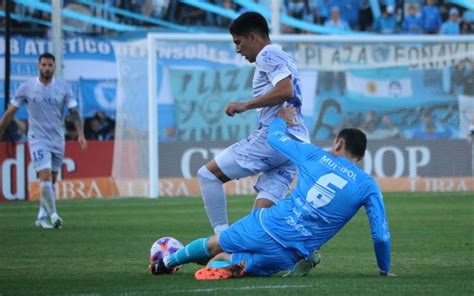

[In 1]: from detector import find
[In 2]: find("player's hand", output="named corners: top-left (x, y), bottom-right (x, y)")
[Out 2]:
top-left (225, 102), bottom-right (247, 117)
top-left (78, 134), bottom-right (88, 151)
top-left (277, 105), bottom-right (298, 126)
top-left (379, 271), bottom-right (397, 277)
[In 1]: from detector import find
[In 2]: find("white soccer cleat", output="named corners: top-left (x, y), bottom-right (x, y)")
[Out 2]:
top-left (50, 214), bottom-right (63, 229)
top-left (283, 251), bottom-right (321, 277)
top-left (35, 217), bottom-right (54, 229)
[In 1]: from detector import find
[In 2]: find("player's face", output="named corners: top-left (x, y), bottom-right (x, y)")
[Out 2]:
top-left (232, 33), bottom-right (258, 63)
top-left (38, 57), bottom-right (56, 80)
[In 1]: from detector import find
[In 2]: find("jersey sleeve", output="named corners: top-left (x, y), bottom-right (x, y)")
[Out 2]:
top-left (65, 83), bottom-right (78, 109)
top-left (11, 83), bottom-right (29, 108)
top-left (268, 118), bottom-right (321, 166)
top-left (257, 48), bottom-right (292, 86)
top-left (363, 179), bottom-right (391, 273)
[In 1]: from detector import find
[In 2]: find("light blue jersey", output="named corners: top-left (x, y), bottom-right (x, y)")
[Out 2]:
top-left (253, 44), bottom-right (309, 143)
top-left (259, 118), bottom-right (391, 272)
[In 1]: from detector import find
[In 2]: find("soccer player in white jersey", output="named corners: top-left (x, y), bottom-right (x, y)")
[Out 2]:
top-left (197, 11), bottom-right (310, 235)
top-left (150, 106), bottom-right (394, 279)
top-left (0, 53), bottom-right (87, 229)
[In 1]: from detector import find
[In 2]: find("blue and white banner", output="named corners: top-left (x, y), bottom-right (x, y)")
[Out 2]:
top-left (346, 68), bottom-right (413, 99)
top-left (79, 79), bottom-right (117, 117)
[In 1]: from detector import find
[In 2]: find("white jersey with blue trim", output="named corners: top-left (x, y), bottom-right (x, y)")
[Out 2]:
top-left (261, 118), bottom-right (391, 273)
top-left (11, 78), bottom-right (78, 153)
top-left (253, 44), bottom-right (309, 143)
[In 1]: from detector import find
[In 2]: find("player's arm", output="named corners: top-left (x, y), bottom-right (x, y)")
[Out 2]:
top-left (0, 104), bottom-right (19, 138)
top-left (68, 107), bottom-right (87, 150)
top-left (226, 76), bottom-right (293, 116)
top-left (267, 106), bottom-right (316, 166)
top-left (363, 181), bottom-right (393, 276)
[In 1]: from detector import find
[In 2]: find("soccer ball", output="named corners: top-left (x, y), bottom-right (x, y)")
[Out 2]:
top-left (149, 237), bottom-right (184, 264)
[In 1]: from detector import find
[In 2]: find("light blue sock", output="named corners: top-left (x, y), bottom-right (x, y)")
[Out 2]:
top-left (165, 238), bottom-right (212, 268)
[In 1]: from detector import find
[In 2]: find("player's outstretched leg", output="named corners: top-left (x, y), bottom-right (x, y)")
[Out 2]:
top-left (283, 250), bottom-right (321, 277)
top-left (149, 237), bottom-right (213, 276)
top-left (195, 263), bottom-right (245, 280)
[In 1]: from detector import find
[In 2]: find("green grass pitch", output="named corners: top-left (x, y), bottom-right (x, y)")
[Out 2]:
top-left (0, 193), bottom-right (472, 295)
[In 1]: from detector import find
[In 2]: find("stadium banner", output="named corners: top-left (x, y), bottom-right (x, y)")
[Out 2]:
top-left (0, 141), bottom-right (113, 201)
top-left (1, 140), bottom-right (472, 201)
top-left (311, 95), bottom-right (459, 140)
top-left (78, 79), bottom-right (117, 117)
top-left (169, 67), bottom-right (257, 141)
top-left (1, 34), bottom-right (473, 141)
top-left (298, 42), bottom-right (474, 70)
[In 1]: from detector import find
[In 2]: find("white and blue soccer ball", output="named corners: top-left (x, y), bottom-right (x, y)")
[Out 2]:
top-left (149, 237), bottom-right (184, 263)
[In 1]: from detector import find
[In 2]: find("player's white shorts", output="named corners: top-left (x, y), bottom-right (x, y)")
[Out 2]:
top-left (29, 145), bottom-right (64, 172)
top-left (215, 127), bottom-right (297, 203)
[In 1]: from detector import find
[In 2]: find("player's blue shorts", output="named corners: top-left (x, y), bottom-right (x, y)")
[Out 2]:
top-left (219, 209), bottom-right (300, 276)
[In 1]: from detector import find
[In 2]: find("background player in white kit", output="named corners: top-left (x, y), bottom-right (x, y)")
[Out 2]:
top-left (197, 12), bottom-right (310, 235)
top-left (0, 53), bottom-right (87, 229)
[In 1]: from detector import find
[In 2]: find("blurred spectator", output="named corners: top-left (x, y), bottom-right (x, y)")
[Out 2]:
top-left (421, 0), bottom-right (442, 34)
top-left (286, 0), bottom-right (308, 19)
top-left (65, 115), bottom-right (79, 141)
top-left (150, 0), bottom-right (171, 19)
top-left (304, 0), bottom-right (322, 24)
top-left (411, 113), bottom-right (452, 139)
top-left (402, 4), bottom-right (423, 34)
top-left (340, 1), bottom-right (361, 29)
top-left (215, 0), bottom-right (235, 27)
top-left (358, 0), bottom-right (373, 31)
top-left (286, 0), bottom-right (309, 33)
top-left (373, 5), bottom-right (398, 34)
top-left (324, 6), bottom-right (350, 31)
top-left (177, 3), bottom-right (207, 25)
top-left (440, 7), bottom-right (461, 94)
top-left (84, 111), bottom-right (115, 141)
top-left (359, 111), bottom-right (401, 140)
top-left (461, 11), bottom-right (474, 34)
top-left (440, 7), bottom-right (461, 34)
top-left (0, 119), bottom-right (27, 142)
top-left (462, 60), bottom-right (474, 96)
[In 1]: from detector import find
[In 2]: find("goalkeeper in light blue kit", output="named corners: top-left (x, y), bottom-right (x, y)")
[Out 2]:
top-left (0, 53), bottom-right (87, 229)
top-left (150, 106), bottom-right (394, 279)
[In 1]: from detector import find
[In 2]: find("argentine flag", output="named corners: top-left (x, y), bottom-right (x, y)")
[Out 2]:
top-left (346, 67), bottom-right (412, 99)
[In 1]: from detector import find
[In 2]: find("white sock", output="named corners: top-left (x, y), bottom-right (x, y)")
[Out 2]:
top-left (213, 224), bottom-right (229, 235)
top-left (37, 201), bottom-right (47, 220)
top-left (198, 166), bottom-right (228, 232)
top-left (41, 181), bottom-right (57, 216)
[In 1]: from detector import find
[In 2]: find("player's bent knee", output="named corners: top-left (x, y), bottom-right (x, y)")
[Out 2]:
top-left (198, 165), bottom-right (218, 182)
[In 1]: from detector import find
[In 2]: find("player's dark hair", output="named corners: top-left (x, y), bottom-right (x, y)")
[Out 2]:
top-left (39, 53), bottom-right (55, 63)
top-left (337, 128), bottom-right (367, 160)
top-left (229, 12), bottom-right (270, 39)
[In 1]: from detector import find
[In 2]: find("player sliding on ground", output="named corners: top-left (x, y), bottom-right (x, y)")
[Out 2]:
top-left (150, 106), bottom-right (395, 279)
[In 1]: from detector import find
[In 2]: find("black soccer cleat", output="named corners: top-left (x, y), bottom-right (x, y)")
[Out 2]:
top-left (149, 259), bottom-right (175, 275)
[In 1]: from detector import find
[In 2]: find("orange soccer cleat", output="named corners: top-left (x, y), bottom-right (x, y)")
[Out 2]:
top-left (194, 264), bottom-right (245, 280)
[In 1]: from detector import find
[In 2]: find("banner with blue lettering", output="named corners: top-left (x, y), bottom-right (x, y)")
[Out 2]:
top-left (169, 67), bottom-right (257, 141)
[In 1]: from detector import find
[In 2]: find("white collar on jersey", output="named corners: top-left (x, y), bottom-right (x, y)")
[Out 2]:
top-left (36, 77), bottom-right (55, 86)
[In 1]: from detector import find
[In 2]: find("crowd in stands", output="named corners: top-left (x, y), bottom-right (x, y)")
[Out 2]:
top-left (1, 0), bottom-right (473, 35)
